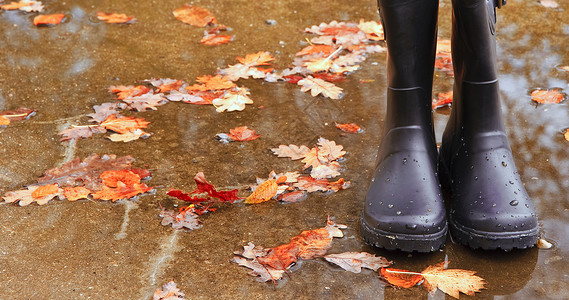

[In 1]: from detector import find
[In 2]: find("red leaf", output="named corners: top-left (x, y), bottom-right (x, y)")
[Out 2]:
top-left (167, 189), bottom-right (209, 203)
top-left (283, 75), bottom-right (304, 84)
top-left (380, 267), bottom-right (423, 288)
top-left (335, 123), bottom-right (362, 133)
top-left (277, 190), bottom-right (307, 203)
top-left (313, 72), bottom-right (347, 83)
top-left (192, 172), bottom-right (240, 202)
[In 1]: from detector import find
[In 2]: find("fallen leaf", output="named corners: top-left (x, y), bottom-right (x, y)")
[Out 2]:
top-left (0, 107), bottom-right (35, 123)
top-left (317, 137), bottom-right (346, 161)
top-left (357, 19), bottom-right (384, 41)
top-left (31, 184), bottom-right (59, 198)
top-left (106, 129), bottom-right (151, 142)
top-left (100, 114), bottom-right (150, 134)
top-left (432, 91), bottom-right (453, 110)
top-left (231, 255), bottom-right (286, 282)
top-left (298, 76), bottom-right (343, 99)
top-left (58, 125), bottom-right (107, 141)
top-left (87, 103), bottom-right (126, 123)
top-left (421, 262), bottom-right (486, 299)
top-left (435, 56), bottom-right (454, 76)
top-left (212, 88), bottom-right (253, 112)
top-left (121, 93), bottom-right (168, 111)
top-left (173, 5), bottom-right (217, 27)
top-left (536, 238), bottom-right (553, 249)
top-left (271, 144), bottom-right (311, 160)
top-left (540, 0), bottom-right (559, 8)
top-left (245, 179), bottom-right (278, 204)
top-left (200, 33), bottom-right (233, 45)
top-left (170, 172), bottom-right (240, 203)
top-left (277, 190), bottom-right (307, 202)
top-left (380, 267), bottom-right (423, 288)
top-left (531, 88), bottom-right (565, 104)
top-left (565, 129), bottom-right (569, 142)
top-left (153, 281), bottom-right (186, 300)
top-left (325, 252), bottom-right (392, 273)
top-left (63, 186), bottom-right (91, 201)
top-left (227, 126), bottom-right (261, 141)
top-left (0, 116), bottom-right (9, 126)
top-left (237, 51), bottom-right (275, 67)
top-left (336, 123), bottom-right (362, 133)
top-left (100, 170), bottom-right (141, 187)
top-left (293, 176), bottom-right (350, 193)
top-left (109, 85), bottom-right (151, 100)
top-left (33, 14), bottom-right (65, 26)
top-left (305, 58), bottom-right (333, 73)
top-left (159, 208), bottom-right (201, 230)
top-left (92, 181), bottom-right (152, 201)
top-left (188, 75), bottom-right (236, 91)
top-left (96, 12), bottom-right (135, 24)
top-left (2, 185), bottom-right (63, 206)
top-left (0, 0), bottom-right (43, 12)
top-left (296, 45), bottom-right (335, 56)
top-left (558, 65), bottom-right (569, 72)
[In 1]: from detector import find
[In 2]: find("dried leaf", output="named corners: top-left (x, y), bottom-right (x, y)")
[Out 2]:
top-left (58, 125), bottom-right (107, 141)
top-left (227, 126), bottom-right (260, 141)
top-left (200, 34), bottom-right (233, 45)
top-left (63, 186), bottom-right (91, 201)
top-left (317, 137), bottom-right (346, 161)
top-left (237, 52), bottom-right (274, 67)
top-left (245, 179), bottom-right (278, 204)
top-left (100, 114), bottom-right (149, 134)
top-left (277, 190), bottom-right (307, 202)
top-left (191, 172), bottom-right (240, 202)
top-left (153, 281), bottom-right (186, 300)
top-left (92, 181), bottom-right (152, 201)
top-left (380, 267), bottom-right (423, 288)
top-left (33, 14), bottom-right (65, 26)
top-left (96, 12), bottom-right (135, 24)
top-left (106, 129), bottom-right (151, 142)
top-left (421, 262), bottom-right (486, 299)
top-left (231, 256), bottom-right (286, 282)
top-left (304, 58), bottom-right (333, 73)
top-left (1, 0), bottom-right (43, 12)
top-left (336, 123), bottom-right (362, 133)
top-left (432, 91), bottom-right (453, 110)
top-left (188, 75), bottom-right (236, 91)
top-left (212, 88), bottom-right (253, 112)
top-left (271, 144), bottom-right (311, 160)
top-left (100, 170), bottom-right (141, 187)
top-left (536, 238), bottom-right (553, 249)
top-left (296, 45), bottom-right (335, 56)
top-left (325, 252), bottom-right (392, 273)
top-left (294, 176), bottom-right (350, 193)
top-left (173, 5), bottom-right (217, 27)
top-left (31, 184), bottom-right (59, 198)
top-left (121, 93), bottom-right (168, 111)
top-left (0, 107), bottom-right (35, 123)
top-left (2, 185), bottom-right (63, 206)
top-left (298, 76), bottom-right (343, 99)
top-left (540, 0), bottom-right (559, 8)
top-left (87, 103), bottom-right (126, 123)
top-left (109, 85), bottom-right (151, 100)
top-left (0, 116), bottom-right (9, 126)
top-left (159, 208), bottom-right (201, 230)
top-left (357, 19), bottom-right (384, 41)
top-left (531, 88), bottom-right (565, 104)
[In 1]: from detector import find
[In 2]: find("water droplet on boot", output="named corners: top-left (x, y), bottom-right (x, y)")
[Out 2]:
top-left (427, 208), bottom-right (432, 212)
top-left (402, 158), bottom-right (407, 164)
top-left (502, 161), bottom-right (508, 167)
top-left (385, 178), bottom-right (390, 182)
top-left (492, 203), bottom-right (496, 207)
top-left (387, 204), bottom-right (393, 208)
top-left (396, 211), bottom-right (402, 215)
top-left (470, 165), bottom-right (474, 169)
top-left (486, 156), bottom-right (489, 161)
top-left (474, 176), bottom-right (478, 180)
top-left (496, 224), bottom-right (502, 227)
top-left (509, 181), bottom-right (514, 185)
top-left (405, 224), bottom-right (417, 230)
top-left (379, 201), bottom-right (383, 205)
top-left (510, 200), bottom-right (519, 206)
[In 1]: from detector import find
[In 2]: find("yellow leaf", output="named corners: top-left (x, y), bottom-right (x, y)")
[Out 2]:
top-left (421, 262), bottom-right (486, 299)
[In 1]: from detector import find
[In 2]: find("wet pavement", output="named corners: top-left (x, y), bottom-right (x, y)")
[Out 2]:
top-left (0, 0), bottom-right (568, 299)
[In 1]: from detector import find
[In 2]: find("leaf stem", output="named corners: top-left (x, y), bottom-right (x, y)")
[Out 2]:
top-left (1, 113), bottom-right (29, 118)
top-left (384, 269), bottom-right (423, 276)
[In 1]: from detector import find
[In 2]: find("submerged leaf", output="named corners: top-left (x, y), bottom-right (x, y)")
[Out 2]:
top-left (421, 262), bottom-right (486, 299)
top-left (325, 252), bottom-right (392, 273)
top-left (173, 5), bottom-right (217, 27)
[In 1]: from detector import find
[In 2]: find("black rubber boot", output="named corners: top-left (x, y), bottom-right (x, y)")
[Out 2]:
top-left (362, 0), bottom-right (447, 253)
top-left (439, 0), bottom-right (539, 250)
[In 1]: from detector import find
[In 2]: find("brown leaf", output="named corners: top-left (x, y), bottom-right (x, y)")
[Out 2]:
top-left (121, 93), bottom-right (168, 111)
top-left (324, 252), bottom-right (392, 273)
top-left (153, 281), bottom-right (186, 300)
top-left (96, 12), bottom-right (135, 24)
top-left (336, 123), bottom-right (362, 133)
top-left (58, 125), bottom-right (107, 141)
top-left (227, 126), bottom-right (261, 141)
top-left (33, 14), bottom-right (65, 26)
top-left (0, 107), bottom-right (35, 123)
top-left (531, 88), bottom-right (565, 104)
top-left (63, 186), bottom-right (91, 201)
top-left (92, 181), bottom-right (152, 201)
top-left (87, 103), bottom-right (126, 123)
top-left (380, 267), bottom-right (423, 288)
top-left (159, 208), bottom-right (201, 230)
top-left (421, 262), bottom-right (486, 299)
top-left (106, 129), bottom-right (151, 142)
top-left (173, 5), bottom-right (217, 27)
top-left (271, 144), bottom-right (311, 160)
top-left (245, 179), bottom-right (278, 204)
top-left (2, 185), bottom-right (63, 206)
top-left (100, 114), bottom-right (150, 134)
top-left (298, 76), bottom-right (343, 99)
top-left (293, 176), bottom-right (350, 193)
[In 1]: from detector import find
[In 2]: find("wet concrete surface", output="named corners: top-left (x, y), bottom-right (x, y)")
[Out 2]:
top-left (0, 0), bottom-right (568, 299)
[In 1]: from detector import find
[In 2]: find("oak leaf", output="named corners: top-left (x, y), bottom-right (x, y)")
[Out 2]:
top-left (231, 255), bottom-right (286, 282)
top-left (121, 93), bottom-right (168, 111)
top-left (58, 125), bottom-right (107, 141)
top-left (92, 181), bottom-right (152, 201)
top-left (100, 114), bottom-right (150, 134)
top-left (159, 208), bottom-right (201, 230)
top-left (245, 179), bottom-right (278, 204)
top-left (0, 0), bottom-right (43, 12)
top-left (530, 88), bottom-right (565, 104)
top-left (317, 137), bottom-right (346, 161)
top-left (153, 281), bottom-right (186, 300)
top-left (33, 14), bottom-right (65, 26)
top-left (63, 186), bottom-right (91, 201)
top-left (277, 190), bottom-right (307, 202)
top-left (2, 185), bottom-right (63, 206)
top-left (87, 103), bottom-right (126, 123)
top-left (173, 5), bottom-right (217, 27)
top-left (421, 262), bottom-right (486, 299)
top-left (336, 123), bottom-right (362, 133)
top-left (298, 76), bottom-right (343, 99)
top-left (212, 88), bottom-right (253, 112)
top-left (304, 58), bottom-right (333, 73)
top-left (96, 12), bottom-right (135, 24)
top-left (357, 19), bottom-right (384, 41)
top-left (432, 91), bottom-right (453, 110)
top-left (31, 184), bottom-right (59, 198)
top-left (296, 45), bottom-right (335, 56)
top-left (100, 170), bottom-right (141, 187)
top-left (325, 252), bottom-right (392, 273)
top-left (271, 144), bottom-right (311, 160)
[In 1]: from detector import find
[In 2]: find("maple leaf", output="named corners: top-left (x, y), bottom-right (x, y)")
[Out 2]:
top-left (188, 75), bottom-right (236, 91)
top-left (92, 181), bottom-right (152, 201)
top-left (298, 76), bottom-right (343, 99)
top-left (122, 93), bottom-right (168, 111)
top-left (2, 185), bottom-right (63, 206)
top-left (212, 88), bottom-right (253, 112)
top-left (109, 85), bottom-right (151, 100)
top-left (96, 12), bottom-right (135, 24)
top-left (87, 103), bottom-right (126, 123)
top-left (237, 51), bottom-right (275, 67)
top-left (294, 176), bottom-right (350, 193)
top-left (33, 14), bottom-right (65, 26)
top-left (0, 107), bottom-right (35, 124)
top-left (421, 262), bottom-right (486, 299)
top-left (1, 0), bottom-right (43, 12)
top-left (153, 281), bottom-right (186, 300)
top-left (245, 179), bottom-right (278, 204)
top-left (100, 114), bottom-right (150, 134)
top-left (200, 33), bottom-right (233, 45)
top-left (324, 252), bottom-right (392, 273)
top-left (380, 267), bottom-right (423, 288)
top-left (63, 186), bottom-right (91, 201)
top-left (106, 129), bottom-right (151, 142)
top-left (159, 208), bottom-right (201, 230)
top-left (271, 144), bottom-right (311, 160)
top-left (432, 91), bottom-right (453, 110)
top-left (58, 125), bottom-right (107, 141)
top-left (530, 88), bottom-right (565, 104)
top-left (336, 123), bottom-right (362, 133)
top-left (173, 5), bottom-right (217, 27)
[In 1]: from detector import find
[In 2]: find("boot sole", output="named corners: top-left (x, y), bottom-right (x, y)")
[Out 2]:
top-left (361, 215), bottom-right (447, 253)
top-left (449, 217), bottom-right (539, 251)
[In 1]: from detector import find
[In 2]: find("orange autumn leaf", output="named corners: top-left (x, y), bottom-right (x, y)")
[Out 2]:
top-left (157, 80), bottom-right (183, 93)
top-left (173, 5), bottom-right (217, 27)
top-left (228, 126), bottom-right (261, 141)
top-left (1, 0), bottom-right (42, 11)
top-left (565, 129), bottom-right (569, 142)
top-left (200, 34), bottom-right (233, 45)
top-left (290, 227), bottom-right (333, 259)
top-left (531, 88), bottom-right (565, 104)
top-left (109, 85), bottom-right (151, 99)
top-left (33, 14), bottom-right (65, 26)
top-left (380, 267), bottom-right (423, 288)
top-left (100, 170), bottom-right (141, 187)
top-left (92, 181), bottom-right (152, 201)
top-left (421, 262), bottom-right (486, 299)
top-left (296, 45), bottom-right (335, 56)
top-left (237, 51), bottom-right (275, 66)
top-left (187, 75), bottom-right (236, 91)
top-left (31, 184), bottom-right (59, 198)
top-left (1, 1), bottom-right (28, 9)
top-left (336, 123), bottom-right (362, 133)
top-left (432, 91), bottom-right (453, 110)
top-left (0, 116), bottom-right (10, 126)
top-left (100, 114), bottom-right (150, 134)
top-left (96, 12), bottom-right (136, 24)
top-left (256, 243), bottom-right (300, 271)
top-left (63, 186), bottom-right (91, 201)
top-left (245, 179), bottom-right (278, 204)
